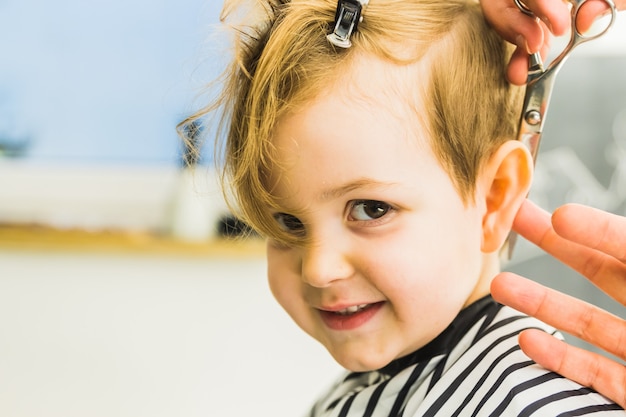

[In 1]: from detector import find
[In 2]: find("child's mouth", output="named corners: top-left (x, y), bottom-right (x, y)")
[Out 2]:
top-left (335, 304), bottom-right (371, 315)
top-left (319, 302), bottom-right (384, 331)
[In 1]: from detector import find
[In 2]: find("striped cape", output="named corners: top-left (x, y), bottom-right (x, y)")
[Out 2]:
top-left (308, 296), bottom-right (625, 417)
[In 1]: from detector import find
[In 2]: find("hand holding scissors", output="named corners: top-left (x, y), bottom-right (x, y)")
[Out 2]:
top-left (481, 0), bottom-right (624, 84)
top-left (507, 0), bottom-right (617, 257)
top-left (514, 0), bottom-right (616, 161)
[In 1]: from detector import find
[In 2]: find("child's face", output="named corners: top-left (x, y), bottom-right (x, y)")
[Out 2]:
top-left (265, 62), bottom-right (495, 372)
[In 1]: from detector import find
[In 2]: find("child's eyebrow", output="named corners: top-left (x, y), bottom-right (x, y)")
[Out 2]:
top-left (320, 178), bottom-right (397, 201)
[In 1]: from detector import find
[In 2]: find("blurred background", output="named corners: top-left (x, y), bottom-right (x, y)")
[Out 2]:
top-left (0, 1), bottom-right (625, 416)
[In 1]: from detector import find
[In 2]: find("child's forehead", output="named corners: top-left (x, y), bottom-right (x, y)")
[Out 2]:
top-left (271, 69), bottom-right (434, 168)
top-left (269, 53), bottom-right (435, 160)
top-left (336, 52), bottom-right (427, 99)
top-left (299, 52), bottom-right (430, 124)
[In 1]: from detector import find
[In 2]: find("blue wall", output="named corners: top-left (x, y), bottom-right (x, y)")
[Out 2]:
top-left (0, 0), bottom-right (223, 164)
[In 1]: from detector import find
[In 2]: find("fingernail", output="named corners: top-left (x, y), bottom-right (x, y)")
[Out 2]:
top-left (516, 34), bottom-right (530, 54)
top-left (540, 15), bottom-right (554, 33)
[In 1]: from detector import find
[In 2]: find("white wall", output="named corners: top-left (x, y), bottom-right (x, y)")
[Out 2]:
top-left (0, 161), bottom-right (229, 241)
top-left (0, 249), bottom-right (342, 417)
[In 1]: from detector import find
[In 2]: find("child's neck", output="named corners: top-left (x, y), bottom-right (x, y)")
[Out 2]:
top-left (464, 252), bottom-right (501, 308)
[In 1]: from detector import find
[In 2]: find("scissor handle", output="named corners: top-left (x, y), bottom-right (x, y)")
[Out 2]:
top-left (516, 0), bottom-right (617, 82)
top-left (541, 0), bottom-right (616, 76)
top-left (569, 0), bottom-right (616, 41)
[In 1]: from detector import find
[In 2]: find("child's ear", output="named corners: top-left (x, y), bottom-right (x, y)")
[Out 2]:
top-left (479, 140), bottom-right (533, 253)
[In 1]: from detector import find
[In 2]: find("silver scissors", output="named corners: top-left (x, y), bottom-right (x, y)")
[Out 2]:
top-left (508, 0), bottom-right (617, 258)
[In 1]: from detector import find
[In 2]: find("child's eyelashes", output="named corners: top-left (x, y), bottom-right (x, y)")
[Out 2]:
top-left (348, 200), bottom-right (392, 222)
top-left (274, 212), bottom-right (305, 235)
top-left (273, 200), bottom-right (394, 236)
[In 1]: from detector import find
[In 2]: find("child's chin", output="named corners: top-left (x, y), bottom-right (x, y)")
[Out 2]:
top-left (331, 350), bottom-right (394, 373)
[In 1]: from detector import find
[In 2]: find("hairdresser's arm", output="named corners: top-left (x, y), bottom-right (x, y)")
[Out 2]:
top-left (491, 200), bottom-right (626, 408)
top-left (480, 0), bottom-right (626, 85)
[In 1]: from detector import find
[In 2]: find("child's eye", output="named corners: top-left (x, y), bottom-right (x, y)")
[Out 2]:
top-left (349, 200), bottom-right (391, 221)
top-left (274, 213), bottom-right (305, 234)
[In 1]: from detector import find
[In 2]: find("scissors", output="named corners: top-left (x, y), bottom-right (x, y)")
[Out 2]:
top-left (507, 0), bottom-right (617, 258)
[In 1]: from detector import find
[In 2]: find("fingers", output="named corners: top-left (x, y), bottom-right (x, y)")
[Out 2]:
top-left (551, 204), bottom-right (626, 304)
top-left (491, 273), bottom-right (626, 360)
top-left (518, 329), bottom-right (626, 409)
top-left (483, 0), bottom-right (622, 84)
top-left (510, 10), bottom-right (546, 54)
top-left (481, 1), bottom-right (527, 42)
top-left (513, 200), bottom-right (626, 304)
top-left (481, 0), bottom-right (568, 42)
top-left (576, 0), bottom-right (623, 33)
top-left (506, 30), bottom-right (552, 85)
top-left (480, 0), bottom-right (566, 85)
top-left (507, 48), bottom-right (531, 85)
top-left (552, 204), bottom-right (626, 263)
top-left (511, 199), bottom-right (580, 254)
top-left (480, 0), bottom-right (547, 48)
top-left (518, 0), bottom-right (571, 35)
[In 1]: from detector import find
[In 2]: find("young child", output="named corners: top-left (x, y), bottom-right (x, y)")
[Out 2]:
top-left (181, 0), bottom-right (626, 415)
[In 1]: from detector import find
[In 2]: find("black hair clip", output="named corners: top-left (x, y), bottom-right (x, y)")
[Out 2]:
top-left (327, 0), bottom-right (369, 48)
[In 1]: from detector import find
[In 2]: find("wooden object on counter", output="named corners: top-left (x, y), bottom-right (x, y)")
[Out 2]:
top-left (0, 224), bottom-right (266, 258)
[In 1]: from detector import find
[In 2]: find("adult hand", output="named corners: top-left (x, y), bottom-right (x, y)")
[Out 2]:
top-left (491, 200), bottom-right (626, 408)
top-left (480, 0), bottom-right (626, 85)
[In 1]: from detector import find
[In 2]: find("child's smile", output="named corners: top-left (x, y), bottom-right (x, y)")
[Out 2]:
top-left (264, 54), bottom-right (499, 372)
top-left (318, 302), bottom-right (385, 331)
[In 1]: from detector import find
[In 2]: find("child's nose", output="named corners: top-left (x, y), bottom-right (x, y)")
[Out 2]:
top-left (301, 240), bottom-right (354, 288)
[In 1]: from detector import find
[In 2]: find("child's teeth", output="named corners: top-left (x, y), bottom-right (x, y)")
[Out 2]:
top-left (338, 304), bottom-right (369, 315)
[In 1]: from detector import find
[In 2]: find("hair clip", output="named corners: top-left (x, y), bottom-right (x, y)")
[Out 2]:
top-left (327, 0), bottom-right (369, 49)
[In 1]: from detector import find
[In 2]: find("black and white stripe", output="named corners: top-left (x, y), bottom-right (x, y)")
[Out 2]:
top-left (308, 296), bottom-right (625, 417)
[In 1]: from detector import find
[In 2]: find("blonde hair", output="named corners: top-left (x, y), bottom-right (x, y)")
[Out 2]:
top-left (179, 0), bottom-right (524, 244)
